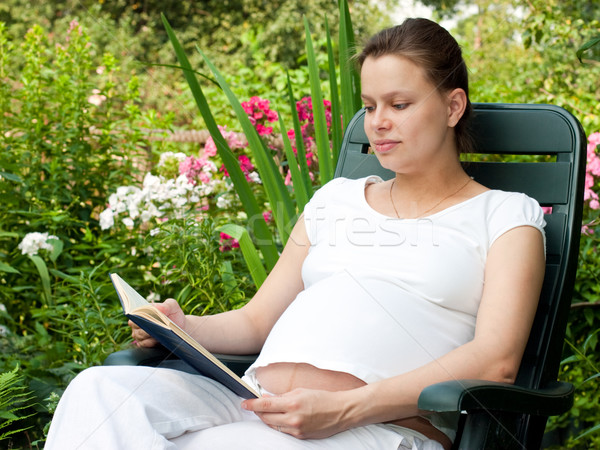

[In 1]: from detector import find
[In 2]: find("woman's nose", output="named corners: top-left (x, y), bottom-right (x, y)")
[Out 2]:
top-left (370, 108), bottom-right (391, 132)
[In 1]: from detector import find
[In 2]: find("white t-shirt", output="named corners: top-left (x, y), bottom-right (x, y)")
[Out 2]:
top-left (246, 176), bottom-right (545, 437)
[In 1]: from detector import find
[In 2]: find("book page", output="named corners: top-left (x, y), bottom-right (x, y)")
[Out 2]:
top-left (111, 273), bottom-right (151, 311)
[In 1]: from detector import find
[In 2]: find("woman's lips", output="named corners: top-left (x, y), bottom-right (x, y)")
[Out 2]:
top-left (373, 140), bottom-right (400, 153)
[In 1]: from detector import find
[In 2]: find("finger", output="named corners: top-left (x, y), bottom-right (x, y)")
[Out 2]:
top-left (242, 395), bottom-right (286, 413)
top-left (154, 298), bottom-right (177, 314)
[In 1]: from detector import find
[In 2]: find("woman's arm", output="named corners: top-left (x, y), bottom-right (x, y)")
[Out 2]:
top-left (243, 225), bottom-right (546, 438)
top-left (132, 215), bottom-right (311, 355)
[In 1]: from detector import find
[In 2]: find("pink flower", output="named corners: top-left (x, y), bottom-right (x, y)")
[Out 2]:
top-left (88, 89), bottom-right (106, 106)
top-left (584, 132), bottom-right (600, 209)
top-left (179, 156), bottom-right (215, 184)
top-left (220, 155), bottom-right (256, 181)
top-left (203, 126), bottom-right (247, 158)
top-left (255, 124), bottom-right (273, 136)
top-left (582, 224), bottom-right (595, 235)
top-left (589, 132), bottom-right (600, 147)
top-left (203, 137), bottom-right (217, 157)
top-left (219, 232), bottom-right (240, 252)
top-left (241, 97), bottom-right (278, 138)
top-left (238, 155), bottom-right (254, 173)
top-left (263, 211), bottom-right (272, 224)
top-left (68, 20), bottom-right (81, 35)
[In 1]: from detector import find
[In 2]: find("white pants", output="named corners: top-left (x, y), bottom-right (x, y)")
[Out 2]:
top-left (44, 365), bottom-right (443, 450)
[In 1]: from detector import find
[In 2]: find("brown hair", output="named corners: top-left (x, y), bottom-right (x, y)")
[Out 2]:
top-left (357, 18), bottom-right (474, 154)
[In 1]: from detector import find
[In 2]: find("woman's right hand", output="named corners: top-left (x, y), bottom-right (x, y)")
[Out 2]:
top-left (129, 298), bottom-right (186, 347)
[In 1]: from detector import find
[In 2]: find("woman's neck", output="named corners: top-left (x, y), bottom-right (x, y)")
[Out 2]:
top-left (388, 166), bottom-right (472, 219)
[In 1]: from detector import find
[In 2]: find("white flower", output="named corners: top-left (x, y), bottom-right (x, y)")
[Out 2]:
top-left (247, 171), bottom-right (261, 184)
top-left (18, 232), bottom-right (60, 256)
top-left (217, 195), bottom-right (232, 209)
top-left (140, 209), bottom-right (153, 223)
top-left (147, 291), bottom-right (161, 303)
top-left (122, 217), bottom-right (134, 228)
top-left (149, 228), bottom-right (160, 237)
top-left (158, 152), bottom-right (187, 167)
top-left (0, 325), bottom-right (9, 337)
top-left (99, 208), bottom-right (115, 230)
top-left (0, 303), bottom-right (6, 313)
top-left (143, 173), bottom-right (162, 189)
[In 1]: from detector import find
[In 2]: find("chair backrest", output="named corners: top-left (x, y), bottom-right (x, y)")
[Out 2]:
top-left (335, 103), bottom-right (586, 392)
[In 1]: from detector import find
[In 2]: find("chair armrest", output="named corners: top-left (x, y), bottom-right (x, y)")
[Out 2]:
top-left (103, 347), bottom-right (258, 377)
top-left (418, 379), bottom-right (574, 416)
top-left (104, 346), bottom-right (176, 366)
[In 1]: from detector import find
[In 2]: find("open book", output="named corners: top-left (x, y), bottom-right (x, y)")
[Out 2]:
top-left (110, 273), bottom-right (259, 399)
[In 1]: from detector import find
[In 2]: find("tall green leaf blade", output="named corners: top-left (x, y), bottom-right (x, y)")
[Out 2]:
top-left (325, 17), bottom-right (342, 164)
top-left (286, 73), bottom-right (312, 192)
top-left (196, 46), bottom-right (295, 245)
top-left (338, 0), bottom-right (361, 127)
top-left (28, 255), bottom-right (52, 305)
top-left (218, 224), bottom-right (267, 289)
top-left (278, 114), bottom-right (309, 213)
top-left (161, 14), bottom-right (279, 270)
top-left (304, 17), bottom-right (333, 184)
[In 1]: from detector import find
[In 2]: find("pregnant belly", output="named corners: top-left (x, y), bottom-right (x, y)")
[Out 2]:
top-left (255, 362), bottom-right (452, 449)
top-left (255, 362), bottom-right (366, 394)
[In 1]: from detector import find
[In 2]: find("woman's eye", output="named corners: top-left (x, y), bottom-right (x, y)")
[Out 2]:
top-left (393, 103), bottom-right (409, 110)
top-left (363, 106), bottom-right (375, 113)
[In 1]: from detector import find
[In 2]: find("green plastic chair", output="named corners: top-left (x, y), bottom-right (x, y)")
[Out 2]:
top-left (106, 103), bottom-right (587, 449)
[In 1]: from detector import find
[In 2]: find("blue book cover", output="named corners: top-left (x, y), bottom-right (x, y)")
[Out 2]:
top-left (110, 273), bottom-right (259, 399)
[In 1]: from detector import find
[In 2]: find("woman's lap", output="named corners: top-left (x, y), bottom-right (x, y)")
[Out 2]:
top-left (44, 365), bottom-right (442, 450)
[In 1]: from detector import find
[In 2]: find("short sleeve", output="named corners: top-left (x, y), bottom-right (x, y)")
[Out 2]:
top-left (488, 192), bottom-right (546, 250)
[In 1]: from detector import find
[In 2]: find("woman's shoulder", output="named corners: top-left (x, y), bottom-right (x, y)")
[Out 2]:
top-left (479, 189), bottom-right (543, 214)
top-left (474, 189), bottom-right (546, 243)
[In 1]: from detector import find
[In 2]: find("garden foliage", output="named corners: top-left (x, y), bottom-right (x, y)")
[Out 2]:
top-left (0, 18), bottom-right (253, 447)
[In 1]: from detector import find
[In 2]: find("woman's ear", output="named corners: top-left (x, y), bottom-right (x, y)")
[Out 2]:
top-left (447, 88), bottom-right (467, 128)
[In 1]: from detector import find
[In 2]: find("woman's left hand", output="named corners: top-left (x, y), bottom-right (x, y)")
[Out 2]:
top-left (241, 388), bottom-right (353, 439)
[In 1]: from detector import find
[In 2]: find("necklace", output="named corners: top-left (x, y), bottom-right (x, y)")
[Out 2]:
top-left (389, 177), bottom-right (472, 219)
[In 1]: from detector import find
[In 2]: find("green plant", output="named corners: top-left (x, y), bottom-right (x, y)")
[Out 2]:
top-left (161, 0), bottom-right (361, 277)
top-left (0, 19), bottom-right (257, 445)
top-left (0, 366), bottom-right (35, 444)
top-left (140, 217), bottom-right (253, 316)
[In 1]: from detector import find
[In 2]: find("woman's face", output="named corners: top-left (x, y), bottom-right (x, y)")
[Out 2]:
top-left (360, 54), bottom-right (460, 175)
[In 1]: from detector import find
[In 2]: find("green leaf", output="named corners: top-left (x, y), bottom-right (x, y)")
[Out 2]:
top-left (161, 14), bottom-right (279, 270)
top-left (574, 422), bottom-right (600, 441)
top-left (338, 0), bottom-right (361, 127)
top-left (286, 72), bottom-right (312, 191)
top-left (28, 255), bottom-right (53, 305)
top-left (278, 113), bottom-right (310, 213)
top-left (304, 17), bottom-right (333, 183)
top-left (325, 17), bottom-right (342, 164)
top-left (218, 224), bottom-right (267, 289)
top-left (220, 261), bottom-right (238, 292)
top-left (576, 36), bottom-right (600, 63)
top-left (0, 171), bottom-right (22, 183)
top-left (581, 372), bottom-right (600, 385)
top-left (48, 238), bottom-right (63, 262)
top-left (196, 46), bottom-right (296, 245)
top-left (0, 262), bottom-right (20, 274)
